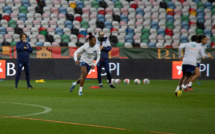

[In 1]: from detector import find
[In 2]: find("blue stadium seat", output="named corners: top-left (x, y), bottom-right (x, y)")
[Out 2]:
top-left (80, 30), bottom-right (87, 36)
top-left (120, 15), bottom-right (128, 22)
top-left (126, 28), bottom-right (134, 36)
top-left (0, 27), bottom-right (6, 36)
top-left (193, 0), bottom-right (200, 3)
top-left (97, 14), bottom-right (105, 22)
top-left (104, 21), bottom-right (112, 29)
top-left (180, 36), bottom-right (188, 43)
top-left (166, 15), bottom-right (174, 23)
top-left (197, 9), bottom-right (204, 16)
top-left (197, 15), bottom-right (204, 23)
top-left (136, 8), bottom-right (144, 16)
top-left (59, 7), bottom-right (67, 15)
top-left (148, 43), bottom-right (156, 48)
top-left (22, 0), bottom-right (30, 7)
top-left (55, 27), bottom-right (63, 36)
top-left (151, 21), bottom-right (158, 30)
top-left (204, 29), bottom-right (211, 37)
top-left (125, 35), bottom-right (133, 43)
top-left (181, 22), bottom-right (189, 30)
top-left (18, 13), bottom-right (27, 21)
top-left (3, 6), bottom-right (12, 14)
top-left (158, 29), bottom-right (165, 37)
top-left (65, 20), bottom-right (73, 29)
top-left (76, 1), bottom-right (84, 9)
top-left (204, 2), bottom-right (212, 10)
top-left (167, 1), bottom-right (175, 9)
top-left (35, 42), bottom-right (44, 47)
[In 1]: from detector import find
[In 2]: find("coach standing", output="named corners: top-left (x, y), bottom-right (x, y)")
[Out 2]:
top-left (96, 31), bottom-right (115, 88)
top-left (15, 33), bottom-right (33, 89)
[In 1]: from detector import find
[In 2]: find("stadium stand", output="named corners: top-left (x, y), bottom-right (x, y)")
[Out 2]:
top-left (0, 0), bottom-right (214, 48)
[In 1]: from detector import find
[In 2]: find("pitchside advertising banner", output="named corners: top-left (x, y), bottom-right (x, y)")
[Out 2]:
top-left (1, 47), bottom-right (215, 59)
top-left (0, 59), bottom-right (214, 80)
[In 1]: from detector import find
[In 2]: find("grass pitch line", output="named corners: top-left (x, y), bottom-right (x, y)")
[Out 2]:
top-left (0, 101), bottom-right (52, 117)
top-left (0, 115), bottom-right (175, 134)
top-left (0, 115), bottom-right (131, 131)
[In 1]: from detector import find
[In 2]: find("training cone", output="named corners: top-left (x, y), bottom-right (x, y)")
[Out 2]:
top-left (35, 79), bottom-right (45, 83)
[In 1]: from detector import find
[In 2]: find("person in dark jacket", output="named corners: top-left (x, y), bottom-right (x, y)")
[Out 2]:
top-left (15, 33), bottom-right (33, 89)
top-left (96, 31), bottom-right (115, 88)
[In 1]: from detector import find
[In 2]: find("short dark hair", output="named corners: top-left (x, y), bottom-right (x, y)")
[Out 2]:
top-left (88, 32), bottom-right (95, 41)
top-left (20, 33), bottom-right (27, 39)
top-left (200, 35), bottom-right (207, 40)
top-left (191, 35), bottom-right (198, 42)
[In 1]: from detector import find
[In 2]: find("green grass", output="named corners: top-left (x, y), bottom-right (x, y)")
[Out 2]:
top-left (0, 80), bottom-right (215, 134)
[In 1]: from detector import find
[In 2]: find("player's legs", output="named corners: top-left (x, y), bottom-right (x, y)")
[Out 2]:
top-left (104, 60), bottom-right (115, 88)
top-left (79, 66), bottom-right (88, 87)
top-left (23, 61), bottom-right (32, 88)
top-left (15, 61), bottom-right (23, 88)
top-left (97, 60), bottom-right (103, 87)
top-left (188, 67), bottom-right (200, 87)
top-left (70, 62), bottom-right (91, 95)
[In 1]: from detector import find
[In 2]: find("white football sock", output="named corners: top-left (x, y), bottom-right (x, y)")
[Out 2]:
top-left (176, 86), bottom-right (180, 90)
top-left (79, 87), bottom-right (83, 92)
top-left (73, 82), bottom-right (77, 85)
top-left (182, 84), bottom-right (187, 89)
top-left (188, 82), bottom-right (193, 87)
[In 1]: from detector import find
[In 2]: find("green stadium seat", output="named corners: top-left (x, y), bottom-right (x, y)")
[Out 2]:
top-left (91, 1), bottom-right (99, 9)
top-left (9, 20), bottom-right (17, 28)
top-left (164, 0), bottom-right (171, 3)
top-left (211, 36), bottom-right (215, 43)
top-left (141, 28), bottom-right (150, 35)
top-left (196, 29), bottom-right (204, 35)
top-left (40, 30), bottom-right (48, 36)
top-left (166, 22), bottom-right (174, 29)
top-left (114, 1), bottom-right (122, 9)
top-left (62, 34), bottom-right (70, 43)
top-left (10, 41), bottom-right (16, 46)
top-left (181, 15), bottom-right (189, 22)
top-left (197, 2), bottom-right (204, 10)
top-left (116, 42), bottom-right (124, 47)
top-left (81, 21), bottom-right (89, 29)
top-left (141, 35), bottom-right (149, 43)
top-left (212, 8), bottom-right (215, 15)
top-left (19, 6), bottom-right (28, 14)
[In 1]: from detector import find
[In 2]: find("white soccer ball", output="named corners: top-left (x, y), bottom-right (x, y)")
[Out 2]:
top-left (143, 78), bottom-right (150, 84)
top-left (115, 79), bottom-right (121, 84)
top-left (134, 79), bottom-right (141, 84)
top-left (124, 79), bottom-right (130, 84)
top-left (111, 79), bottom-right (115, 84)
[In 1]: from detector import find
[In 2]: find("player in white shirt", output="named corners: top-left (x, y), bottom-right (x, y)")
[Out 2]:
top-left (70, 33), bottom-right (101, 95)
top-left (175, 35), bottom-right (205, 97)
top-left (186, 35), bottom-right (213, 91)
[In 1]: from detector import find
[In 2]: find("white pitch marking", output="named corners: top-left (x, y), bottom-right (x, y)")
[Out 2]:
top-left (0, 101), bottom-right (52, 117)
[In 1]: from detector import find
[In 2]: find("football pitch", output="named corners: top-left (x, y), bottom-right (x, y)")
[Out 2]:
top-left (0, 79), bottom-right (214, 134)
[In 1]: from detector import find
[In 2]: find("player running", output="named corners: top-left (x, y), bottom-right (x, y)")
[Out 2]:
top-left (70, 33), bottom-right (101, 95)
top-left (175, 35), bottom-right (205, 97)
top-left (186, 35), bottom-right (213, 91)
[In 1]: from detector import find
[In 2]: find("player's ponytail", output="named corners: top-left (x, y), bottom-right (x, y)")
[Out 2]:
top-left (87, 32), bottom-right (95, 41)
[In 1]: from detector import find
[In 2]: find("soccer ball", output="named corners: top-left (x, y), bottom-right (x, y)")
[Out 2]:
top-left (134, 79), bottom-right (141, 84)
top-left (124, 79), bottom-right (130, 84)
top-left (143, 78), bottom-right (150, 84)
top-left (111, 79), bottom-right (115, 84)
top-left (115, 79), bottom-right (121, 84)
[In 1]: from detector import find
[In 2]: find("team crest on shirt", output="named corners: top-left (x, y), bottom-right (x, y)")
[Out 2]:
top-left (191, 44), bottom-right (196, 48)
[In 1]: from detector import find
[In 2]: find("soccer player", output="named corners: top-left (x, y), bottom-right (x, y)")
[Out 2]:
top-left (70, 33), bottom-right (101, 95)
top-left (175, 35), bottom-right (205, 97)
top-left (186, 35), bottom-right (212, 91)
top-left (15, 33), bottom-right (33, 89)
top-left (96, 31), bottom-right (115, 88)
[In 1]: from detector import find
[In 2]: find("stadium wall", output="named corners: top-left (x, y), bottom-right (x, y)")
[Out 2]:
top-left (0, 59), bottom-right (214, 80)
